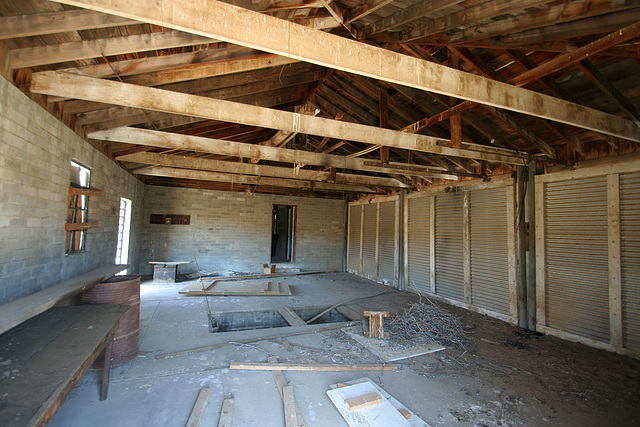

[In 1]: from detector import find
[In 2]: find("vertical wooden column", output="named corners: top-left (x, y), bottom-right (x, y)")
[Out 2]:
top-left (0, 41), bottom-right (10, 81)
top-left (397, 190), bottom-right (406, 291)
top-left (374, 202), bottom-right (380, 278)
top-left (516, 166), bottom-right (528, 328)
top-left (534, 177), bottom-right (547, 328)
top-left (463, 192), bottom-right (471, 304)
top-left (607, 173), bottom-right (623, 348)
top-left (526, 161), bottom-right (538, 331)
top-left (506, 183), bottom-right (518, 320)
top-left (429, 196), bottom-right (436, 294)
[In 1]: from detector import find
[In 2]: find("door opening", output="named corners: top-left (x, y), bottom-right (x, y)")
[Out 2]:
top-left (115, 197), bottom-right (132, 274)
top-left (271, 205), bottom-right (295, 263)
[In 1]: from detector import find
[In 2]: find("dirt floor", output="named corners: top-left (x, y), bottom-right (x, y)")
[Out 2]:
top-left (49, 272), bottom-right (640, 426)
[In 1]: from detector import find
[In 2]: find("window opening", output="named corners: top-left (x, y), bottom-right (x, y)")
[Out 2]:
top-left (66, 161), bottom-right (92, 254)
top-left (115, 198), bottom-right (132, 274)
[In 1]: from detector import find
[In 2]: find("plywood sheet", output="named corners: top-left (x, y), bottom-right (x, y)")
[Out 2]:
top-left (345, 326), bottom-right (444, 362)
top-left (326, 382), bottom-right (412, 427)
top-left (328, 378), bottom-right (430, 427)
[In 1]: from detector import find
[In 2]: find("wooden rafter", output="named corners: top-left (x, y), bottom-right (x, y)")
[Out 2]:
top-left (93, 126), bottom-right (458, 179)
top-left (117, 152), bottom-right (407, 188)
top-left (32, 71), bottom-right (527, 164)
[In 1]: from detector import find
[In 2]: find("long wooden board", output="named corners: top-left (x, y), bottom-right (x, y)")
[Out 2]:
top-left (178, 270), bottom-right (333, 293)
top-left (267, 356), bottom-right (305, 427)
top-left (0, 264), bottom-right (127, 335)
top-left (217, 398), bottom-right (234, 427)
top-left (229, 362), bottom-right (397, 371)
top-left (186, 387), bottom-right (211, 427)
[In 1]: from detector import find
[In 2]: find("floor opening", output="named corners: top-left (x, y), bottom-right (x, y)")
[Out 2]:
top-left (209, 306), bottom-right (349, 333)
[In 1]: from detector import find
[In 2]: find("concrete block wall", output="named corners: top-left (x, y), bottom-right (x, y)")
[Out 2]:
top-left (140, 186), bottom-right (346, 275)
top-left (0, 75), bottom-right (145, 305)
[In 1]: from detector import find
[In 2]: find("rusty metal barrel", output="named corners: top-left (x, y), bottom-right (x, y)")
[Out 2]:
top-left (81, 275), bottom-right (141, 368)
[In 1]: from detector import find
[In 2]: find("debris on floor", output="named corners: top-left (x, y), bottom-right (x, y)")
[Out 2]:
top-left (387, 300), bottom-right (469, 348)
top-left (327, 378), bottom-right (429, 427)
top-left (216, 398), bottom-right (234, 427)
top-left (185, 387), bottom-right (211, 427)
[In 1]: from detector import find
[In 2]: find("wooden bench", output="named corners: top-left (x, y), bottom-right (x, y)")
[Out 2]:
top-left (0, 304), bottom-right (128, 426)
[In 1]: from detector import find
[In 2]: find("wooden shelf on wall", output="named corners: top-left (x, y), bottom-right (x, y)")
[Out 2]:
top-left (65, 221), bottom-right (99, 231)
top-left (68, 187), bottom-right (102, 197)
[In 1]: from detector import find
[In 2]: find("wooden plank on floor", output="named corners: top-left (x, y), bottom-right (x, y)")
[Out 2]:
top-left (328, 378), bottom-right (427, 426)
top-left (186, 387), bottom-right (211, 427)
top-left (229, 362), bottom-right (397, 371)
top-left (345, 392), bottom-right (383, 411)
top-left (336, 305), bottom-right (363, 321)
top-left (267, 356), bottom-right (305, 427)
top-left (277, 307), bottom-right (307, 326)
top-left (217, 398), bottom-right (234, 427)
top-left (327, 382), bottom-right (411, 427)
top-left (0, 264), bottom-right (127, 335)
top-left (283, 386), bottom-right (299, 427)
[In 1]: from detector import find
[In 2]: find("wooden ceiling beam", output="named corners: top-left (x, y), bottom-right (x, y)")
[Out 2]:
top-left (49, 0), bottom-right (640, 142)
top-left (117, 151), bottom-right (407, 188)
top-left (33, 71), bottom-right (528, 164)
top-left (357, 0), bottom-right (463, 39)
top-left (90, 126), bottom-right (459, 179)
top-left (0, 9), bottom-right (136, 40)
top-left (137, 166), bottom-right (376, 193)
top-left (401, 0), bottom-right (553, 42)
top-left (10, 30), bottom-right (215, 69)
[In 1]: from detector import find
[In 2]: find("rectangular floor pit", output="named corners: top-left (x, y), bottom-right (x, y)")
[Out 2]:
top-left (209, 306), bottom-right (349, 333)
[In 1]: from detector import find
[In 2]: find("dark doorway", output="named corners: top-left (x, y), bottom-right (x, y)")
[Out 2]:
top-left (271, 205), bottom-right (295, 263)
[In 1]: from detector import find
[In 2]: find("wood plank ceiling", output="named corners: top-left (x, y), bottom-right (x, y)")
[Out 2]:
top-left (1, 0), bottom-right (639, 198)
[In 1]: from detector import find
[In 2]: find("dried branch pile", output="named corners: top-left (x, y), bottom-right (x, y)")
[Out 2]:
top-left (387, 300), bottom-right (468, 348)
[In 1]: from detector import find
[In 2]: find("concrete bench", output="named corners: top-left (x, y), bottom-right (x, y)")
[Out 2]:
top-left (0, 304), bottom-right (128, 426)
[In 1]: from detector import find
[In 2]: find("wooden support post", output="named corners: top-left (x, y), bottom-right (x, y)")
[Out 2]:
top-left (516, 166), bottom-right (528, 328)
top-left (526, 161), bottom-right (537, 331)
top-left (379, 88), bottom-right (390, 163)
top-left (99, 329), bottom-right (115, 401)
top-left (607, 173), bottom-right (623, 348)
top-left (0, 41), bottom-right (11, 81)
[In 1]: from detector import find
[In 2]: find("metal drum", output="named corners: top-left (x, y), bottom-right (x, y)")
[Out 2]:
top-left (80, 275), bottom-right (141, 368)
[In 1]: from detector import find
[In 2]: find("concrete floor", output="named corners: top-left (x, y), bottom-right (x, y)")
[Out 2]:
top-left (49, 272), bottom-right (640, 426)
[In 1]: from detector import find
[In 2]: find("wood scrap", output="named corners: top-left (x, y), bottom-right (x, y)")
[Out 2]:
top-left (229, 362), bottom-right (397, 372)
top-left (186, 387), bottom-right (211, 427)
top-left (277, 307), bottom-right (307, 326)
top-left (326, 382), bottom-right (411, 427)
top-left (345, 392), bottom-right (383, 411)
top-left (283, 386), bottom-right (300, 427)
top-left (216, 398), bottom-right (234, 427)
top-left (267, 356), bottom-right (305, 427)
top-left (328, 378), bottom-right (428, 427)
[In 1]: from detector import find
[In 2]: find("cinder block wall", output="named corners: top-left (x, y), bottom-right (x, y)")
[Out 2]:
top-left (141, 186), bottom-right (347, 274)
top-left (0, 76), bottom-right (145, 305)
